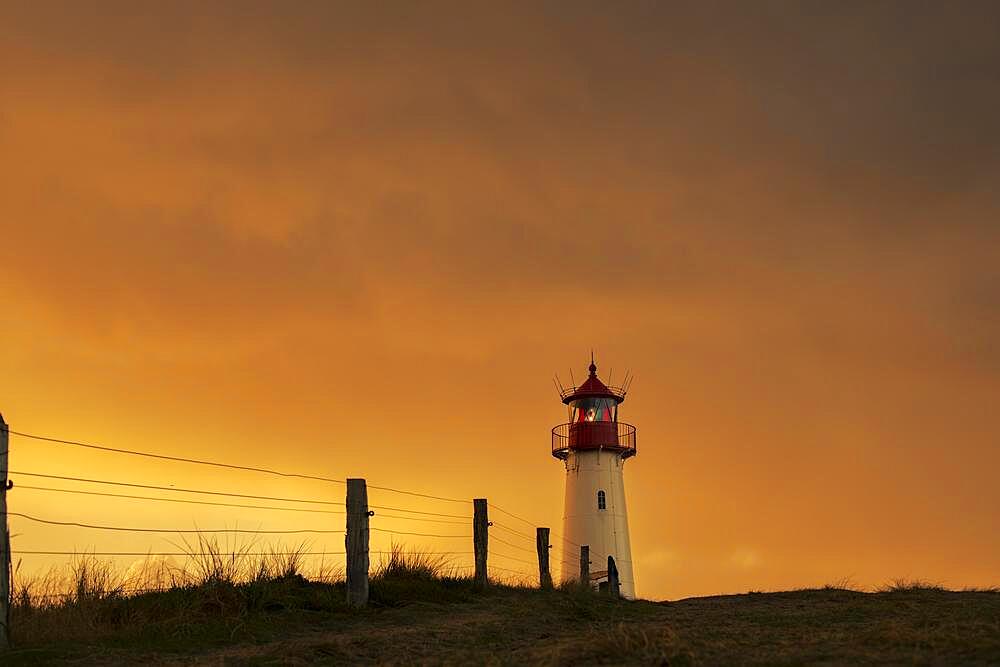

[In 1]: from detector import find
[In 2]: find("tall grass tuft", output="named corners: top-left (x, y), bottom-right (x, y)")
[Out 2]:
top-left (822, 576), bottom-right (861, 592)
top-left (369, 544), bottom-right (474, 606)
top-left (175, 532), bottom-right (260, 586)
top-left (373, 543), bottom-right (452, 580)
top-left (879, 578), bottom-right (946, 593)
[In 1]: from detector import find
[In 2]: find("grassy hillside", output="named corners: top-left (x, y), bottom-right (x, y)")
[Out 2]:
top-left (4, 552), bottom-right (999, 665)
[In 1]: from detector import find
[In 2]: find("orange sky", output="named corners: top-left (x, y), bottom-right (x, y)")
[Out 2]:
top-left (1, 2), bottom-right (998, 600)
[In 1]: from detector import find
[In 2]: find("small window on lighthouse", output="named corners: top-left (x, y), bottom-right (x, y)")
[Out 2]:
top-left (597, 489), bottom-right (607, 510)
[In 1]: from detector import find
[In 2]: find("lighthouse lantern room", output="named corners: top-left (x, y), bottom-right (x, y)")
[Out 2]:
top-left (552, 358), bottom-right (636, 598)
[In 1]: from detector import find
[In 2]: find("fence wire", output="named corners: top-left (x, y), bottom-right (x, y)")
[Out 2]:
top-left (4, 424), bottom-right (579, 593)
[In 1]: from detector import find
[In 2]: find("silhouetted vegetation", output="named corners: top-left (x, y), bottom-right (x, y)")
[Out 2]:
top-left (5, 547), bottom-right (999, 665)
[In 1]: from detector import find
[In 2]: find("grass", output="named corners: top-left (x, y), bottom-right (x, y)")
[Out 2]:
top-left (5, 548), bottom-right (1000, 665)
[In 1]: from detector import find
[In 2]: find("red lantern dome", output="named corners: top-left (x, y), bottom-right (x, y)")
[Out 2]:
top-left (552, 359), bottom-right (636, 460)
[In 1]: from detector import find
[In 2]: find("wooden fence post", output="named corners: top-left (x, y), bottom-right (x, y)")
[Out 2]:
top-left (345, 478), bottom-right (370, 607)
top-left (580, 545), bottom-right (590, 589)
top-left (0, 413), bottom-right (9, 648)
top-left (473, 498), bottom-right (488, 588)
top-left (536, 527), bottom-right (552, 589)
top-left (607, 555), bottom-right (620, 599)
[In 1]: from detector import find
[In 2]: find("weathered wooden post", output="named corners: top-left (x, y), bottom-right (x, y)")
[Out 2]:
top-left (0, 413), bottom-right (9, 648)
top-left (536, 527), bottom-right (552, 589)
top-left (580, 545), bottom-right (590, 589)
top-left (607, 555), bottom-right (620, 599)
top-left (473, 498), bottom-right (488, 588)
top-left (345, 478), bottom-right (370, 607)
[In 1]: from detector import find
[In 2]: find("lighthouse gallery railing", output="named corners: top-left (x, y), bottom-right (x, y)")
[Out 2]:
top-left (551, 421), bottom-right (636, 460)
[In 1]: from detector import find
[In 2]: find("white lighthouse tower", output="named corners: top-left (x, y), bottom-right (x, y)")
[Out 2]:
top-left (552, 358), bottom-right (636, 598)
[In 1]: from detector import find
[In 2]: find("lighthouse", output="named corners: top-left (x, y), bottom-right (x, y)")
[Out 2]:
top-left (552, 358), bottom-right (637, 598)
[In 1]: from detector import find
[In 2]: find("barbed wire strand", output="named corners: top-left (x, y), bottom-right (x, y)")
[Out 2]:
top-left (366, 484), bottom-right (467, 504)
top-left (10, 512), bottom-right (341, 534)
top-left (9, 476), bottom-right (480, 531)
top-left (487, 502), bottom-right (537, 528)
top-left (372, 550), bottom-right (474, 555)
top-left (12, 511), bottom-right (473, 539)
top-left (373, 513), bottom-right (467, 525)
top-left (448, 563), bottom-right (538, 578)
top-left (489, 565), bottom-right (539, 577)
top-left (9, 471), bottom-right (339, 506)
top-left (489, 535), bottom-right (537, 555)
top-left (369, 527), bottom-right (469, 539)
top-left (16, 550), bottom-right (346, 556)
top-left (8, 432), bottom-right (576, 541)
top-left (8, 430), bottom-right (347, 485)
top-left (22, 565), bottom-right (538, 599)
top-left (10, 429), bottom-right (469, 504)
top-left (488, 502), bottom-right (582, 550)
top-left (16, 485), bottom-right (467, 525)
top-left (369, 505), bottom-right (470, 519)
top-left (15, 485), bottom-right (345, 514)
top-left (15, 550), bottom-right (473, 557)
top-left (488, 550), bottom-right (536, 566)
top-left (25, 588), bottom-right (173, 600)
top-left (552, 533), bottom-right (583, 550)
top-left (490, 521), bottom-right (536, 542)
